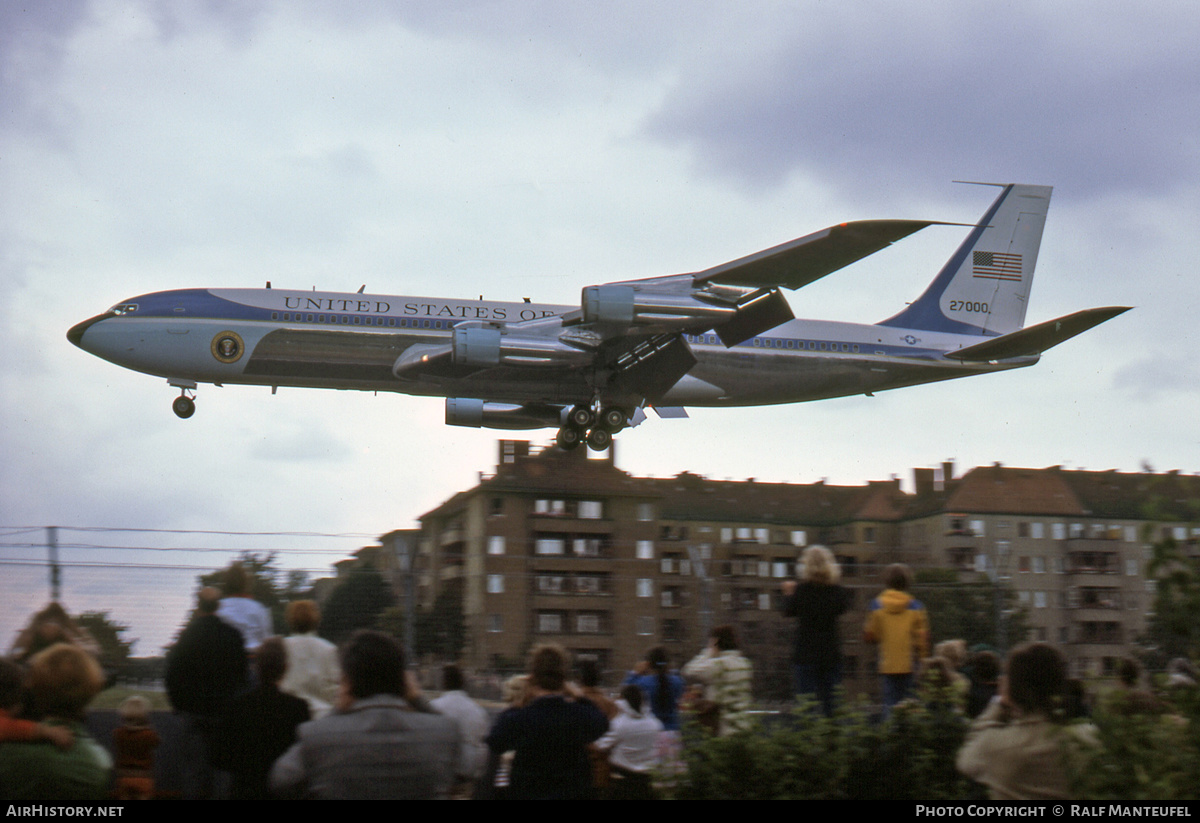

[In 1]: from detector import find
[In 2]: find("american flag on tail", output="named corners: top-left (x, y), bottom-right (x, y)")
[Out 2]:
top-left (972, 250), bottom-right (1022, 281)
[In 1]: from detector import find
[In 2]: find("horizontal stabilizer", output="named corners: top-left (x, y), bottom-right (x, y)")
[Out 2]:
top-left (944, 307), bottom-right (1131, 362)
top-left (695, 219), bottom-right (952, 290)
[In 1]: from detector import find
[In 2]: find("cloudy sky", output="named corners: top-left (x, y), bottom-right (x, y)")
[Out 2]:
top-left (3, 0), bottom-right (1198, 654)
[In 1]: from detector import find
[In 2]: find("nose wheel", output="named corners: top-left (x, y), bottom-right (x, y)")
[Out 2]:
top-left (172, 392), bottom-right (196, 419)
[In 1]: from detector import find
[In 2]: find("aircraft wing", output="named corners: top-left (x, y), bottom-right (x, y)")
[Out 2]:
top-left (944, 306), bottom-right (1131, 362)
top-left (693, 219), bottom-right (946, 290)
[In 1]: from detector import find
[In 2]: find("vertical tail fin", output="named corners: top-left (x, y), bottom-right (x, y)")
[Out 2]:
top-left (878, 183), bottom-right (1052, 336)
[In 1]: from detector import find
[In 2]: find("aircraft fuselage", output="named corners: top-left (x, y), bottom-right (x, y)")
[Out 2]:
top-left (68, 285), bottom-right (1032, 410)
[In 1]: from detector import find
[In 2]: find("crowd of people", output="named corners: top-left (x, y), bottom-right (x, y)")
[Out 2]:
top-left (2, 555), bottom-right (1198, 800)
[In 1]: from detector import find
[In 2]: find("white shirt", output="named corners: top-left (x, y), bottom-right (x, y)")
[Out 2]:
top-left (597, 699), bottom-right (664, 774)
top-left (216, 596), bottom-right (272, 652)
top-left (429, 690), bottom-right (490, 780)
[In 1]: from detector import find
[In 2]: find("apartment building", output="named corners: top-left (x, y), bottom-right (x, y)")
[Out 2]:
top-left (405, 440), bottom-right (1200, 696)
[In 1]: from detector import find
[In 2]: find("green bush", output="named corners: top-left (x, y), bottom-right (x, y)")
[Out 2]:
top-left (675, 690), bottom-right (973, 800)
top-left (675, 683), bottom-right (1200, 800)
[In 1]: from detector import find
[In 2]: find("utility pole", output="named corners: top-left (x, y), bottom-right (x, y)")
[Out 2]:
top-left (47, 526), bottom-right (60, 602)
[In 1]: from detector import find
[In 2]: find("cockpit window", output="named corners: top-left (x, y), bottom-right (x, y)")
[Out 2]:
top-left (108, 303), bottom-right (139, 315)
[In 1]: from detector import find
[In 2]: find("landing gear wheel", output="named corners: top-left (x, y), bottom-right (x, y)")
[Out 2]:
top-left (172, 395), bottom-right (196, 419)
top-left (600, 406), bottom-right (628, 432)
top-left (568, 405), bottom-right (595, 429)
top-left (585, 427), bottom-right (612, 452)
top-left (556, 426), bottom-right (583, 451)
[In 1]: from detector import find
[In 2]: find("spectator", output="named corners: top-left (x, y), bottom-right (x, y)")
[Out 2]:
top-left (964, 650), bottom-right (1001, 719)
top-left (270, 630), bottom-right (458, 799)
top-left (957, 642), bottom-right (1096, 800)
top-left (780, 545), bottom-right (851, 716)
top-left (1103, 658), bottom-right (1166, 716)
top-left (112, 695), bottom-right (160, 800)
top-left (623, 646), bottom-right (685, 768)
top-left (217, 562), bottom-right (272, 655)
top-left (216, 637), bottom-right (310, 799)
top-left (682, 625), bottom-right (754, 736)
top-left (596, 684), bottom-right (663, 800)
top-left (863, 563), bottom-right (930, 716)
top-left (165, 586), bottom-right (249, 799)
top-left (0, 644), bottom-right (111, 800)
top-left (429, 663), bottom-right (489, 795)
top-left (0, 658), bottom-right (74, 751)
top-left (279, 600), bottom-right (340, 718)
top-left (485, 644), bottom-right (608, 799)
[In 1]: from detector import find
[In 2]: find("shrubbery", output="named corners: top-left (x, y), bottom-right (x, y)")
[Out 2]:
top-left (673, 685), bottom-right (1200, 800)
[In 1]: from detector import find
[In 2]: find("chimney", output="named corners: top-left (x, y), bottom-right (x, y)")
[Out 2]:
top-left (914, 467), bottom-right (934, 497)
top-left (498, 439), bottom-right (529, 468)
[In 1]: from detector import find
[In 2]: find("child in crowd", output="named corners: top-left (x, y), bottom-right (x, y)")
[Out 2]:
top-left (0, 659), bottom-right (74, 750)
top-left (112, 695), bottom-right (160, 800)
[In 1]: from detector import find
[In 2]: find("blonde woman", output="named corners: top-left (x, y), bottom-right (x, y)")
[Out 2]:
top-left (779, 545), bottom-right (850, 716)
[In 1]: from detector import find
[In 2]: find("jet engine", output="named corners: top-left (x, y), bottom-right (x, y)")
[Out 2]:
top-left (445, 398), bottom-right (567, 430)
top-left (452, 326), bottom-right (593, 368)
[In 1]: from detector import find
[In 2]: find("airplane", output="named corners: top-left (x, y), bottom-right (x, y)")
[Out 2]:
top-left (68, 182), bottom-right (1129, 451)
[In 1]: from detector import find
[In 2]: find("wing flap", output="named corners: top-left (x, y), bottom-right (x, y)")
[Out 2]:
top-left (944, 306), bottom-right (1131, 362)
top-left (694, 219), bottom-right (944, 290)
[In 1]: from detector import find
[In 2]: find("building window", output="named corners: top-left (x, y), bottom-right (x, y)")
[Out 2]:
top-left (573, 538), bottom-right (603, 557)
top-left (975, 554), bottom-right (988, 573)
top-left (536, 538), bottom-right (565, 555)
top-left (637, 579), bottom-right (653, 598)
top-left (636, 540), bottom-right (654, 560)
top-left (758, 593), bottom-right (771, 610)
top-left (1018, 556), bottom-right (1030, 573)
top-left (1125, 526), bottom-right (1136, 542)
top-left (863, 526), bottom-right (876, 544)
top-left (772, 560), bottom-right (789, 578)
top-left (537, 575), bottom-right (565, 593)
top-left (791, 530), bottom-right (807, 547)
top-left (1032, 522), bottom-right (1044, 539)
top-left (1018, 522), bottom-right (1030, 538)
top-left (576, 575), bottom-right (603, 594)
top-left (535, 499), bottom-right (566, 515)
top-left (1032, 557), bottom-right (1045, 574)
top-left (637, 616), bottom-right (654, 636)
top-left (971, 520), bottom-right (985, 537)
top-left (1126, 558), bottom-right (1138, 576)
top-left (755, 528), bottom-right (769, 544)
top-left (637, 503), bottom-right (655, 522)
top-left (487, 536), bottom-right (506, 555)
top-left (487, 574), bottom-right (504, 594)
top-left (578, 500), bottom-right (603, 519)
top-left (1052, 523), bottom-right (1065, 540)
top-left (487, 614), bottom-right (502, 633)
top-left (537, 612), bottom-right (563, 633)
top-left (1034, 591), bottom-right (1047, 608)
top-left (576, 613), bottom-right (602, 634)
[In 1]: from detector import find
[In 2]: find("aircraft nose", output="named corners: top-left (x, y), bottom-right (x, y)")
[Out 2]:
top-left (67, 314), bottom-right (107, 349)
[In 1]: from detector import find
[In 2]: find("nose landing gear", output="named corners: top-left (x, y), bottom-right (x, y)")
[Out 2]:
top-left (169, 379), bottom-right (198, 419)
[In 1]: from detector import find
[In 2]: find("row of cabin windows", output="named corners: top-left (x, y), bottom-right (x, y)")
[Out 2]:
top-left (685, 333), bottom-right (861, 354)
top-left (271, 312), bottom-right (458, 330)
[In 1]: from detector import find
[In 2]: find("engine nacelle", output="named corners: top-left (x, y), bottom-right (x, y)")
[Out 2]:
top-left (452, 326), bottom-right (592, 368)
top-left (445, 398), bottom-right (566, 430)
top-left (581, 284), bottom-right (738, 328)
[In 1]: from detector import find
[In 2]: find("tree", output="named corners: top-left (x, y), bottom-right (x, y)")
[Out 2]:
top-left (414, 587), bottom-right (466, 661)
top-left (194, 553), bottom-right (318, 636)
top-left (1144, 536), bottom-right (1200, 661)
top-left (319, 565), bottom-right (395, 645)
top-left (914, 569), bottom-right (1028, 652)
top-left (74, 611), bottom-right (135, 671)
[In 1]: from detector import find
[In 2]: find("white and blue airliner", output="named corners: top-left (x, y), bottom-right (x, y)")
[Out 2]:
top-left (69, 183), bottom-right (1128, 450)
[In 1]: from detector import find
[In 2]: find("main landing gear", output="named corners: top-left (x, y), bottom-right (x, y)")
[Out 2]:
top-left (556, 404), bottom-right (628, 451)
